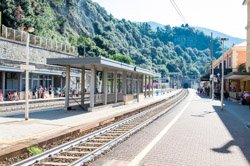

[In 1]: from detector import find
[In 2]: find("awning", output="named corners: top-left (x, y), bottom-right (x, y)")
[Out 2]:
top-left (0, 66), bottom-right (80, 77)
top-left (0, 66), bottom-right (23, 73)
top-left (225, 72), bottom-right (250, 80)
top-left (47, 56), bottom-right (161, 77)
top-left (200, 73), bottom-right (210, 81)
top-left (31, 69), bottom-right (80, 77)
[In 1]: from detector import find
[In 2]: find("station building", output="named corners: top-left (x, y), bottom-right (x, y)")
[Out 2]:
top-left (0, 25), bottom-right (162, 110)
top-left (0, 25), bottom-right (80, 100)
top-left (213, 41), bottom-right (250, 99)
top-left (47, 56), bottom-right (161, 111)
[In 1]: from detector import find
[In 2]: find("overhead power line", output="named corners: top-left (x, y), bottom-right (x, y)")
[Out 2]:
top-left (170, 0), bottom-right (187, 24)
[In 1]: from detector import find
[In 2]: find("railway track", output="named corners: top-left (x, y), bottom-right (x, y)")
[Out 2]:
top-left (13, 90), bottom-right (188, 166)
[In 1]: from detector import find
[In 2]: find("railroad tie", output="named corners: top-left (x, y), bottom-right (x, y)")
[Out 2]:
top-left (65, 151), bottom-right (90, 155)
top-left (52, 155), bottom-right (80, 160)
top-left (74, 146), bottom-right (97, 150)
top-left (40, 162), bottom-right (70, 166)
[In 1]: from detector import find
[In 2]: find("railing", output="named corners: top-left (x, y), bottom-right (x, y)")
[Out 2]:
top-left (1, 25), bottom-right (78, 55)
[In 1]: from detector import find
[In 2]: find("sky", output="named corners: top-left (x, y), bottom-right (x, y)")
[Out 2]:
top-left (92, 0), bottom-right (247, 39)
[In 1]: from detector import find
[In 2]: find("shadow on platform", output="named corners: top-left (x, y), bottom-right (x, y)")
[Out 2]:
top-left (191, 111), bottom-right (216, 117)
top-left (1, 105), bottom-right (88, 120)
top-left (211, 105), bottom-right (250, 163)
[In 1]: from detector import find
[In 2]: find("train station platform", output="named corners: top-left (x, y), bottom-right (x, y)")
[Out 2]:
top-left (90, 89), bottom-right (250, 166)
top-left (0, 89), bottom-right (181, 158)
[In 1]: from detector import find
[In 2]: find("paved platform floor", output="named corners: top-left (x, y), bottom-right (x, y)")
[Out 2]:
top-left (0, 90), bottom-right (180, 156)
top-left (91, 89), bottom-right (250, 166)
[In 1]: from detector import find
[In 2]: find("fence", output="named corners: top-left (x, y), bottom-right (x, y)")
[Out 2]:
top-left (1, 25), bottom-right (78, 55)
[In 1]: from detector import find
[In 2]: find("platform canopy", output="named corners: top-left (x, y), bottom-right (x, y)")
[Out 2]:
top-left (47, 56), bottom-right (161, 111)
top-left (225, 72), bottom-right (250, 80)
top-left (47, 56), bottom-right (160, 77)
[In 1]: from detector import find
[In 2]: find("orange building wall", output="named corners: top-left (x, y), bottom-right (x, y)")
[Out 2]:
top-left (213, 49), bottom-right (246, 70)
top-left (236, 50), bottom-right (247, 68)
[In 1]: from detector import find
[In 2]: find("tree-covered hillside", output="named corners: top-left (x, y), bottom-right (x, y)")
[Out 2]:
top-left (1, 0), bottom-right (223, 79)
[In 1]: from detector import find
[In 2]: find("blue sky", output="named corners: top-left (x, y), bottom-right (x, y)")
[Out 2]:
top-left (92, 0), bottom-right (247, 39)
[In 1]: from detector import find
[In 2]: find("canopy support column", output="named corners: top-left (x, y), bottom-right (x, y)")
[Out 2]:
top-left (144, 75), bottom-right (147, 98)
top-left (81, 67), bottom-right (85, 107)
top-left (159, 77), bottom-right (163, 95)
top-left (137, 74), bottom-right (140, 102)
top-left (151, 76), bottom-right (154, 97)
top-left (148, 76), bottom-right (151, 97)
top-left (103, 69), bottom-right (108, 105)
top-left (114, 71), bottom-right (118, 103)
top-left (64, 65), bottom-right (70, 111)
top-left (122, 71), bottom-right (127, 104)
top-left (89, 66), bottom-right (96, 109)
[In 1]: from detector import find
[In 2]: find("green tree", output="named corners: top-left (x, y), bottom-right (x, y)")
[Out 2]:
top-left (110, 54), bottom-right (134, 64)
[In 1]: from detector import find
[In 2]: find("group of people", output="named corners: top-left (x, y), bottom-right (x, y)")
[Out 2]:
top-left (197, 87), bottom-right (210, 96)
top-left (33, 85), bottom-right (66, 99)
top-left (197, 86), bottom-right (229, 99)
top-left (32, 85), bottom-right (50, 99)
top-left (0, 85), bottom-right (81, 102)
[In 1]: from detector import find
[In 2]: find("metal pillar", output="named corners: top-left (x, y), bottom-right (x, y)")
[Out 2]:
top-left (52, 75), bottom-right (54, 88)
top-left (81, 67), bottom-right (85, 106)
top-left (90, 66), bottom-right (96, 109)
top-left (122, 71), bottom-right (127, 104)
top-left (64, 65), bottom-right (70, 111)
top-left (30, 74), bottom-right (33, 90)
top-left (114, 71), bottom-right (118, 103)
top-left (2, 72), bottom-right (5, 97)
top-left (60, 76), bottom-right (63, 90)
top-left (137, 74), bottom-right (140, 102)
top-left (220, 38), bottom-right (228, 110)
top-left (141, 75), bottom-right (144, 93)
top-left (19, 73), bottom-right (22, 92)
top-left (151, 77), bottom-right (154, 96)
top-left (103, 69), bottom-right (108, 105)
top-left (131, 74), bottom-right (134, 94)
top-left (159, 77), bottom-right (162, 95)
top-left (122, 71), bottom-right (127, 95)
top-left (144, 75), bottom-right (147, 98)
top-left (148, 76), bottom-right (151, 97)
top-left (25, 33), bottom-right (30, 120)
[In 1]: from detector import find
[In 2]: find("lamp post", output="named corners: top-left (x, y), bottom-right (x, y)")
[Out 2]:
top-left (24, 32), bottom-right (31, 120)
top-left (210, 33), bottom-right (214, 100)
top-left (219, 37), bottom-right (229, 110)
top-left (24, 27), bottom-right (34, 120)
top-left (0, 11), bottom-right (2, 36)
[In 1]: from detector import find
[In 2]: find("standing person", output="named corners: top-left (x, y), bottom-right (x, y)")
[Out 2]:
top-left (38, 86), bottom-right (43, 98)
top-left (42, 86), bottom-right (46, 98)
top-left (49, 85), bottom-right (52, 97)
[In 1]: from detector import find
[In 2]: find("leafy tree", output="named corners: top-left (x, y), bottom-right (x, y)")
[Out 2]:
top-left (110, 54), bottom-right (134, 64)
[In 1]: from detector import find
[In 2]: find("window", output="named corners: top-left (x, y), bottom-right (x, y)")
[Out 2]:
top-left (6, 73), bottom-right (19, 91)
top-left (228, 57), bottom-right (232, 68)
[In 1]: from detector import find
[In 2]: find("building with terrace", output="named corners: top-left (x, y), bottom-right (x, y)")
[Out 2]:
top-left (0, 25), bottom-right (80, 101)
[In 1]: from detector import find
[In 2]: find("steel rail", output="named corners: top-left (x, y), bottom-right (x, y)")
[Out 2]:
top-left (12, 90), bottom-right (186, 166)
top-left (71, 90), bottom-right (188, 166)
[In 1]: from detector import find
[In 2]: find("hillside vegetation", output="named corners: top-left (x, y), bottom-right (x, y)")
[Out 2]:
top-left (1, 0), bottom-right (223, 79)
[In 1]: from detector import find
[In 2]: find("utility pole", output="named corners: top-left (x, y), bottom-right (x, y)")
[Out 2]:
top-left (220, 37), bottom-right (229, 110)
top-left (0, 11), bottom-right (2, 36)
top-left (210, 33), bottom-right (214, 100)
top-left (25, 33), bottom-right (30, 120)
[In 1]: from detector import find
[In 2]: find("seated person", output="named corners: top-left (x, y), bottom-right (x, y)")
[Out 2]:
top-left (6, 91), bottom-right (12, 101)
top-left (13, 91), bottom-right (19, 101)
top-left (0, 90), bottom-right (3, 102)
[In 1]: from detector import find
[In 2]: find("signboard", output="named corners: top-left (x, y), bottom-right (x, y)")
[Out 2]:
top-left (20, 64), bottom-right (35, 71)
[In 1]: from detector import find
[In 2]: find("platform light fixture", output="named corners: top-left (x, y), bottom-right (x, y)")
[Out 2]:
top-left (219, 37), bottom-right (229, 111)
top-left (24, 27), bottom-right (35, 120)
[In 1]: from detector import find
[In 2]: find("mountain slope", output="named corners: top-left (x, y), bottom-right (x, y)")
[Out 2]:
top-left (196, 27), bottom-right (245, 48)
top-left (1, 0), bottom-right (223, 78)
top-left (146, 22), bottom-right (245, 48)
